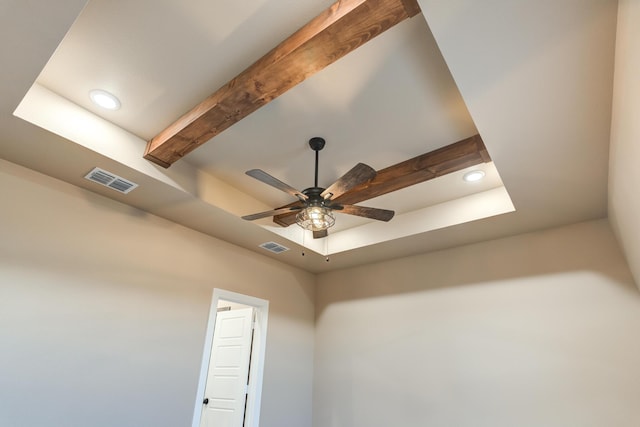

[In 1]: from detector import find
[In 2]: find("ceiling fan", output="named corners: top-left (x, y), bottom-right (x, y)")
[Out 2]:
top-left (241, 137), bottom-right (395, 238)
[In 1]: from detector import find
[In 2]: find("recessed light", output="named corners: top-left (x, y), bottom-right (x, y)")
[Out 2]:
top-left (89, 89), bottom-right (121, 110)
top-left (463, 170), bottom-right (485, 182)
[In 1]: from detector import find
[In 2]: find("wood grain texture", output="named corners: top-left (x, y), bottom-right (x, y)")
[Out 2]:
top-left (273, 134), bottom-right (490, 227)
top-left (144, 0), bottom-right (421, 167)
top-left (335, 204), bottom-right (395, 221)
top-left (241, 204), bottom-right (304, 221)
top-left (321, 163), bottom-right (376, 199)
top-left (313, 229), bottom-right (329, 239)
top-left (246, 169), bottom-right (308, 201)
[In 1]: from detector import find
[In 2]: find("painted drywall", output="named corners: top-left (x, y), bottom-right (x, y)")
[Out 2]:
top-left (314, 220), bottom-right (640, 427)
top-left (418, 0), bottom-right (614, 230)
top-left (609, 0), bottom-right (640, 287)
top-left (0, 159), bottom-right (315, 427)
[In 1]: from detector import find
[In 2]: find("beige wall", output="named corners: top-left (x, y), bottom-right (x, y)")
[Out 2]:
top-left (609, 0), bottom-right (640, 287)
top-left (314, 220), bottom-right (640, 427)
top-left (0, 159), bottom-right (315, 427)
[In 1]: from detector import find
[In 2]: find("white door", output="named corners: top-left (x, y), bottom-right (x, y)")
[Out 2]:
top-left (200, 307), bottom-right (254, 427)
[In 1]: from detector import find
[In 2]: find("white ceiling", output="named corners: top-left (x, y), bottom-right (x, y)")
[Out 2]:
top-left (0, 0), bottom-right (616, 273)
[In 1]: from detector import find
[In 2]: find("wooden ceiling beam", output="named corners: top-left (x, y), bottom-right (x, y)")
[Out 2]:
top-left (273, 134), bottom-right (490, 227)
top-left (144, 0), bottom-right (421, 167)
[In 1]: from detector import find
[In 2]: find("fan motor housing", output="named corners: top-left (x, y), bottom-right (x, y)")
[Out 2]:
top-left (302, 187), bottom-right (327, 206)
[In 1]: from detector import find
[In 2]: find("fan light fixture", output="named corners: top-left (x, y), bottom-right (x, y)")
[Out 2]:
top-left (296, 206), bottom-right (335, 231)
top-left (89, 89), bottom-right (121, 110)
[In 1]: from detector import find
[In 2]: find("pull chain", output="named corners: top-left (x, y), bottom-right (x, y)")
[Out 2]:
top-left (325, 233), bottom-right (330, 262)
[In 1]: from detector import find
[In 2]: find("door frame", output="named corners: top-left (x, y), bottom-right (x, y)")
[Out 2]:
top-left (192, 288), bottom-right (269, 427)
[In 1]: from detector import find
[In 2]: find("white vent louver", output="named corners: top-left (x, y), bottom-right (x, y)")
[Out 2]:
top-left (84, 167), bottom-right (138, 194)
top-left (259, 241), bottom-right (290, 254)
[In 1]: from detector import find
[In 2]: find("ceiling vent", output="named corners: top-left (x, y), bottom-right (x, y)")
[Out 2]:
top-left (259, 241), bottom-right (290, 254)
top-left (84, 167), bottom-right (138, 194)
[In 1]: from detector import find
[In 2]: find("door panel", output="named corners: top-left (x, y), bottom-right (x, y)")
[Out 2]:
top-left (200, 307), bottom-right (254, 427)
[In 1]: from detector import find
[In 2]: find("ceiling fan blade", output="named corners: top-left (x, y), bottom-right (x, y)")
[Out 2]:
top-left (333, 204), bottom-right (395, 222)
top-left (246, 169), bottom-right (307, 201)
top-left (321, 163), bottom-right (376, 200)
top-left (313, 229), bottom-right (328, 239)
top-left (242, 204), bottom-right (304, 221)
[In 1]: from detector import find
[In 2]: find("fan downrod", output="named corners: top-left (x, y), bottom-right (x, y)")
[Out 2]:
top-left (309, 137), bottom-right (325, 188)
top-left (309, 137), bottom-right (325, 151)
